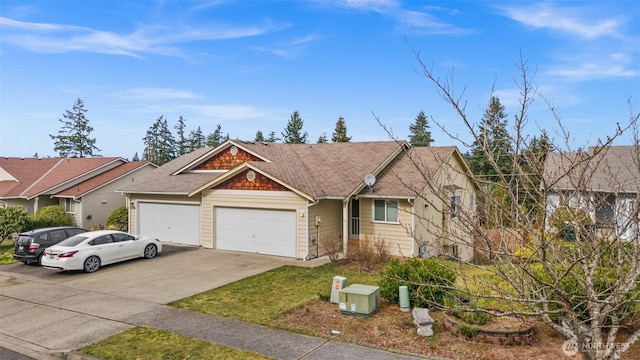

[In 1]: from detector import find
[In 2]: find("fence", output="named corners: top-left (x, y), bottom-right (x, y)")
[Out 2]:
top-left (473, 228), bottom-right (530, 261)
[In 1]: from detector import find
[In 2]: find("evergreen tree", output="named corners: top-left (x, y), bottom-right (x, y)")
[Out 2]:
top-left (331, 116), bottom-right (351, 142)
top-left (266, 131), bottom-right (280, 143)
top-left (281, 111), bottom-right (308, 144)
top-left (469, 96), bottom-right (513, 182)
top-left (206, 124), bottom-right (227, 148)
top-left (174, 116), bottom-right (188, 156)
top-left (317, 133), bottom-right (328, 143)
top-left (50, 98), bottom-right (100, 157)
top-left (188, 126), bottom-right (205, 151)
top-left (132, 152), bottom-right (139, 161)
top-left (254, 130), bottom-right (265, 142)
top-left (143, 115), bottom-right (176, 166)
top-left (408, 110), bottom-right (434, 147)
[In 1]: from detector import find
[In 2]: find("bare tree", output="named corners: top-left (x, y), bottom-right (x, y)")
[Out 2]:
top-left (381, 49), bottom-right (640, 360)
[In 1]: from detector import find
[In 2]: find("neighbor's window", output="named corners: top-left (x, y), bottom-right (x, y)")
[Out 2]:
top-left (450, 195), bottom-right (461, 218)
top-left (65, 198), bottom-right (76, 213)
top-left (374, 199), bottom-right (399, 222)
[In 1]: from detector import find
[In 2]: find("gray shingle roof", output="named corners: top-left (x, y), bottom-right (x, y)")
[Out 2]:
top-left (543, 146), bottom-right (640, 193)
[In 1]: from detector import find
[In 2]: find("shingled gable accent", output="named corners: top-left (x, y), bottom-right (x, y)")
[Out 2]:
top-left (193, 146), bottom-right (263, 171)
top-left (215, 169), bottom-right (289, 191)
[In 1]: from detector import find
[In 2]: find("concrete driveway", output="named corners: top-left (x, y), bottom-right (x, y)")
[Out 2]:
top-left (0, 245), bottom-right (293, 359)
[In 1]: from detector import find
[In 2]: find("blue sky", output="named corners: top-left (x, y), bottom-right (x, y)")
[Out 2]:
top-left (1, 0), bottom-right (638, 159)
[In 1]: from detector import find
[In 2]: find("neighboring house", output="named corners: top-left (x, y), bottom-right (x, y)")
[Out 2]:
top-left (0, 157), bottom-right (155, 229)
top-left (543, 146), bottom-right (640, 240)
top-left (118, 140), bottom-right (479, 261)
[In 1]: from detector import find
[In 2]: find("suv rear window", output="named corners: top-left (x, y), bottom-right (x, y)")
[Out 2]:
top-left (17, 235), bottom-right (34, 246)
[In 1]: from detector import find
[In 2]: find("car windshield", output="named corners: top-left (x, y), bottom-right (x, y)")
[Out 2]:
top-left (56, 235), bottom-right (89, 247)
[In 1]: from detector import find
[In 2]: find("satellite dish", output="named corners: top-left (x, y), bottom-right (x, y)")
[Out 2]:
top-left (364, 173), bottom-right (376, 186)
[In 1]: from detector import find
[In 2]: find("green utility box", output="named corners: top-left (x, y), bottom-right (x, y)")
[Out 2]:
top-left (338, 284), bottom-right (380, 317)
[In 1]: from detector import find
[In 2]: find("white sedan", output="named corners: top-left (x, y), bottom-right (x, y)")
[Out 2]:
top-left (41, 230), bottom-right (162, 273)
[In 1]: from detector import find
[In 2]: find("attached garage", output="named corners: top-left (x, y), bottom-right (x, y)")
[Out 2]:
top-left (215, 207), bottom-right (296, 257)
top-left (138, 203), bottom-right (200, 246)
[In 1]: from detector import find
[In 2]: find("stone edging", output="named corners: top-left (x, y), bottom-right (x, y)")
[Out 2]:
top-left (442, 313), bottom-right (538, 346)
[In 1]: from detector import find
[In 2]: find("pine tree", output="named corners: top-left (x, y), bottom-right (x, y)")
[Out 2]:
top-left (266, 131), bottom-right (280, 143)
top-left (132, 152), bottom-right (139, 161)
top-left (317, 133), bottom-right (328, 143)
top-left (188, 126), bottom-right (205, 151)
top-left (254, 130), bottom-right (265, 142)
top-left (143, 115), bottom-right (176, 165)
top-left (206, 124), bottom-right (227, 148)
top-left (50, 98), bottom-right (100, 157)
top-left (282, 111), bottom-right (308, 144)
top-left (331, 116), bottom-right (351, 142)
top-left (174, 116), bottom-right (188, 156)
top-left (408, 110), bottom-right (434, 147)
top-left (469, 96), bottom-right (513, 181)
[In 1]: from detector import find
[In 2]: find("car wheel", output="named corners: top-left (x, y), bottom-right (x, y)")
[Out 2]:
top-left (143, 244), bottom-right (157, 259)
top-left (83, 256), bottom-right (101, 273)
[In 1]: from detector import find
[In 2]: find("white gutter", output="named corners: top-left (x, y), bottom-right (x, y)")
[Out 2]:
top-left (304, 199), bottom-right (320, 260)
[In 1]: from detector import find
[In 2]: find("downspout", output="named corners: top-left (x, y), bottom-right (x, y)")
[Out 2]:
top-left (343, 200), bottom-right (349, 255)
top-left (305, 199), bottom-right (320, 260)
top-left (408, 198), bottom-right (415, 257)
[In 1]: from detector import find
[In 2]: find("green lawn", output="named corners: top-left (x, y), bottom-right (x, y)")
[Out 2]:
top-left (81, 327), bottom-right (272, 360)
top-left (169, 264), bottom-right (378, 325)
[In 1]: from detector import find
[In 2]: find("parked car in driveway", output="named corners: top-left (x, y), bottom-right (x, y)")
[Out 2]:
top-left (13, 226), bottom-right (88, 265)
top-left (41, 230), bottom-right (162, 273)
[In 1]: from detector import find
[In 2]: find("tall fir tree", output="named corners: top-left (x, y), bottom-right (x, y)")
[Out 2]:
top-left (317, 133), bottom-right (328, 143)
top-left (266, 131), bottom-right (280, 143)
top-left (206, 124), bottom-right (228, 147)
top-left (174, 116), bottom-right (188, 156)
top-left (469, 96), bottom-right (513, 182)
top-left (254, 130), bottom-right (265, 142)
top-left (50, 98), bottom-right (100, 157)
top-left (187, 126), bottom-right (205, 151)
top-left (143, 115), bottom-right (176, 166)
top-left (282, 111), bottom-right (308, 144)
top-left (331, 116), bottom-right (351, 142)
top-left (132, 152), bottom-right (140, 161)
top-left (408, 110), bottom-right (434, 147)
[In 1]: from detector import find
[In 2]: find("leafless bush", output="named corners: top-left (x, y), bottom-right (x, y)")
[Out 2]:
top-left (346, 235), bottom-right (391, 270)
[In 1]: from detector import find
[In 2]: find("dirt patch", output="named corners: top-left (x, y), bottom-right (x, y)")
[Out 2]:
top-left (272, 299), bottom-right (640, 359)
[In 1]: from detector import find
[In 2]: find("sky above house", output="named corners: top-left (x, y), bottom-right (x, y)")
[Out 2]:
top-left (0, 0), bottom-right (638, 159)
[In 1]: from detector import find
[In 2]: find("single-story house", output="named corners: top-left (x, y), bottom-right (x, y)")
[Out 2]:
top-left (118, 140), bottom-right (479, 261)
top-left (0, 157), bottom-right (155, 229)
top-left (543, 146), bottom-right (639, 240)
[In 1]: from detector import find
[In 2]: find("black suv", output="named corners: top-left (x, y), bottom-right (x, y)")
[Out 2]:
top-left (13, 226), bottom-right (88, 265)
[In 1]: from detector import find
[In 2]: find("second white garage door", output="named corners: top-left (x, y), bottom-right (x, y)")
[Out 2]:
top-left (215, 207), bottom-right (297, 257)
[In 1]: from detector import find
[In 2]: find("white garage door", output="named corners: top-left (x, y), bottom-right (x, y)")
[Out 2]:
top-left (138, 203), bottom-right (200, 246)
top-left (216, 207), bottom-right (296, 257)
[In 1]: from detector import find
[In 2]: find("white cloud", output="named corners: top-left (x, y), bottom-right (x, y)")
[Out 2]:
top-left (500, 3), bottom-right (625, 39)
top-left (113, 88), bottom-right (199, 100)
top-left (0, 16), bottom-right (287, 57)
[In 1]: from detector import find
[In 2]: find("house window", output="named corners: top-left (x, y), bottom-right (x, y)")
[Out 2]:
top-left (450, 195), bottom-right (461, 218)
top-left (374, 199), bottom-right (398, 223)
top-left (65, 198), bottom-right (76, 213)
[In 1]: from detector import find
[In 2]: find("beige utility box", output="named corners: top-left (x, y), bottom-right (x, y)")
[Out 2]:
top-left (338, 284), bottom-right (380, 317)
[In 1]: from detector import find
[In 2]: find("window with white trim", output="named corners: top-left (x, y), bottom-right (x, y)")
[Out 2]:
top-left (450, 195), bottom-right (461, 218)
top-left (64, 198), bottom-right (76, 213)
top-left (374, 199), bottom-right (398, 222)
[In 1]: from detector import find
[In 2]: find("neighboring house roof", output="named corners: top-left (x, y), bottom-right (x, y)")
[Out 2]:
top-left (0, 157), bottom-right (127, 200)
top-left (119, 140), bottom-right (474, 201)
top-left (55, 161), bottom-right (156, 198)
top-left (543, 146), bottom-right (640, 193)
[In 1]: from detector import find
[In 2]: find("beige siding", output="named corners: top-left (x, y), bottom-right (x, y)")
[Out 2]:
top-left (359, 198), bottom-right (414, 257)
top-left (128, 194), bottom-right (201, 236)
top-left (203, 189), bottom-right (309, 258)
top-left (413, 154), bottom-right (476, 261)
top-left (308, 200), bottom-right (343, 257)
